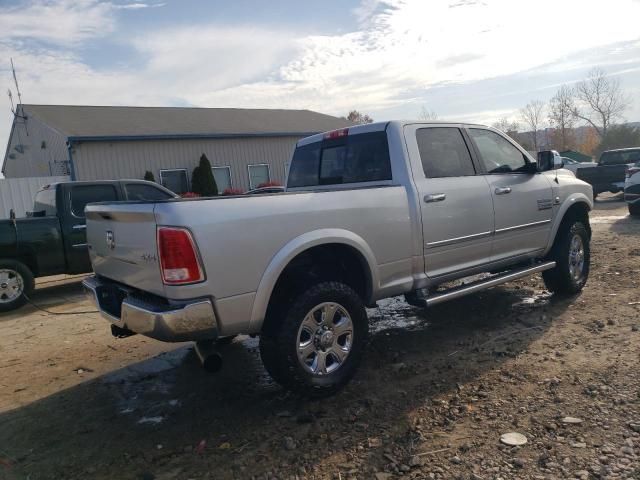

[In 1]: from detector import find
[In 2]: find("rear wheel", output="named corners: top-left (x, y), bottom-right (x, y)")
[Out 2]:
top-left (0, 260), bottom-right (34, 312)
top-left (629, 203), bottom-right (640, 217)
top-left (260, 281), bottom-right (368, 397)
top-left (542, 221), bottom-right (590, 294)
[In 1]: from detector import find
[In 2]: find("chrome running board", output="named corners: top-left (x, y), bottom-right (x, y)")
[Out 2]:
top-left (423, 261), bottom-right (556, 307)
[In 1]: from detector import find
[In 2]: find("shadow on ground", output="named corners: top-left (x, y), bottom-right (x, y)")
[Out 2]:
top-left (0, 284), bottom-right (573, 480)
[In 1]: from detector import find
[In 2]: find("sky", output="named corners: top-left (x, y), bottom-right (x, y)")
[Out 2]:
top-left (1, 0), bottom-right (640, 161)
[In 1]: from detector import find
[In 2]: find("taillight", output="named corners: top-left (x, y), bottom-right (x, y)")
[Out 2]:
top-left (157, 227), bottom-right (204, 285)
top-left (323, 128), bottom-right (349, 140)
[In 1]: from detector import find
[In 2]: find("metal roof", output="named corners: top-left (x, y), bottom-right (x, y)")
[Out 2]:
top-left (22, 104), bottom-right (353, 140)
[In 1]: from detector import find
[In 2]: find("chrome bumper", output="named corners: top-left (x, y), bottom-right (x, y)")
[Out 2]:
top-left (83, 276), bottom-right (218, 342)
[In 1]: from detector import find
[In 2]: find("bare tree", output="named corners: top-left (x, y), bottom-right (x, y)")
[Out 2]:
top-left (519, 100), bottom-right (545, 152)
top-left (572, 68), bottom-right (630, 138)
top-left (548, 85), bottom-right (576, 151)
top-left (419, 106), bottom-right (439, 121)
top-left (346, 110), bottom-right (374, 125)
top-left (492, 117), bottom-right (520, 139)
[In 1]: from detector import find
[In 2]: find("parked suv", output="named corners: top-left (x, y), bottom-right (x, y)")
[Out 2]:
top-left (84, 122), bottom-right (593, 396)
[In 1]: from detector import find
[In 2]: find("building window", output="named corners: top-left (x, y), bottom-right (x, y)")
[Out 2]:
top-left (159, 169), bottom-right (188, 194)
top-left (212, 166), bottom-right (232, 193)
top-left (247, 164), bottom-right (270, 189)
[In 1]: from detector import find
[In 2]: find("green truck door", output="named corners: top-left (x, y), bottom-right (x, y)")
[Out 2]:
top-left (63, 184), bottom-right (120, 274)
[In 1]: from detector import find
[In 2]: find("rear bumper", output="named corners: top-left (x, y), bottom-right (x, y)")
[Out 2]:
top-left (83, 275), bottom-right (218, 342)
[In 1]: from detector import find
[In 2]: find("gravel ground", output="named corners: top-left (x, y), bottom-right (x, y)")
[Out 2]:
top-left (0, 195), bottom-right (639, 480)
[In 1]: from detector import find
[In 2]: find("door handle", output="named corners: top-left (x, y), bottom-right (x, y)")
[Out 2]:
top-left (72, 224), bottom-right (87, 230)
top-left (424, 193), bottom-right (446, 203)
top-left (494, 187), bottom-right (512, 195)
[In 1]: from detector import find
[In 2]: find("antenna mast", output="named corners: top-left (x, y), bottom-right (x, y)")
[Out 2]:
top-left (8, 58), bottom-right (28, 137)
top-left (10, 58), bottom-right (23, 105)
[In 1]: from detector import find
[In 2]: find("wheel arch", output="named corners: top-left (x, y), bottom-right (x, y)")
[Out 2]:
top-left (249, 229), bottom-right (378, 332)
top-left (544, 195), bottom-right (592, 256)
top-left (0, 252), bottom-right (37, 276)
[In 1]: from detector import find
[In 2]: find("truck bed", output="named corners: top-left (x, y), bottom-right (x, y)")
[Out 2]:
top-left (86, 187), bottom-right (416, 331)
top-left (576, 164), bottom-right (627, 194)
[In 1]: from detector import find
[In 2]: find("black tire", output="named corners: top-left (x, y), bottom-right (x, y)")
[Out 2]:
top-left (0, 259), bottom-right (34, 312)
top-left (629, 203), bottom-right (640, 217)
top-left (592, 191), bottom-right (598, 201)
top-left (542, 220), bottom-right (590, 294)
top-left (259, 281), bottom-right (368, 398)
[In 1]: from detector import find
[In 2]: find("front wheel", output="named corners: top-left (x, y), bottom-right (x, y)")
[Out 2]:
top-left (0, 260), bottom-right (34, 312)
top-left (629, 203), bottom-right (640, 217)
top-left (259, 281), bottom-right (368, 398)
top-left (542, 221), bottom-right (590, 294)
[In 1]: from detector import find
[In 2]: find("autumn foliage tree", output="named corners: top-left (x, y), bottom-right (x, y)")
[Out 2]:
top-left (346, 110), bottom-right (374, 124)
top-left (576, 127), bottom-right (600, 157)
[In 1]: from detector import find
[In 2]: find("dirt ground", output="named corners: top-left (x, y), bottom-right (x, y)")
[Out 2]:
top-left (1, 195), bottom-right (639, 480)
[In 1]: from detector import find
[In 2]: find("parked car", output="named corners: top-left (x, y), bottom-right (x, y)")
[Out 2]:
top-left (576, 147), bottom-right (640, 199)
top-left (560, 157), bottom-right (598, 174)
top-left (245, 186), bottom-right (285, 195)
top-left (0, 180), bottom-right (176, 312)
top-left (625, 161), bottom-right (640, 216)
top-left (84, 122), bottom-right (593, 396)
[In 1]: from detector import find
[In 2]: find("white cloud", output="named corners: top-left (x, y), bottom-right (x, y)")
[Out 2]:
top-left (130, 25), bottom-right (301, 92)
top-left (1, 0), bottom-right (640, 169)
top-left (0, 0), bottom-right (115, 46)
top-left (113, 2), bottom-right (166, 9)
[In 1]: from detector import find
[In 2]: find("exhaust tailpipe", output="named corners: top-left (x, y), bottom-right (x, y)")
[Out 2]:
top-left (195, 340), bottom-right (223, 373)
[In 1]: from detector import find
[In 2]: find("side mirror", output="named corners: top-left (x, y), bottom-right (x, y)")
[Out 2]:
top-left (537, 150), bottom-right (563, 172)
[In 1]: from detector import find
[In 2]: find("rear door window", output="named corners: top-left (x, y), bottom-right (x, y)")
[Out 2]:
top-left (125, 183), bottom-right (174, 201)
top-left (70, 185), bottom-right (118, 217)
top-left (416, 128), bottom-right (476, 178)
top-left (288, 132), bottom-right (391, 188)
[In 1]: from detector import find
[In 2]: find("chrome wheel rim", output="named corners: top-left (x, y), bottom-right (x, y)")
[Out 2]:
top-left (0, 269), bottom-right (24, 303)
top-left (296, 302), bottom-right (354, 376)
top-left (568, 234), bottom-right (585, 282)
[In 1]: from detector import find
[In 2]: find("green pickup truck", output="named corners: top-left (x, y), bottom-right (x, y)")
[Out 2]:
top-left (0, 180), bottom-right (176, 312)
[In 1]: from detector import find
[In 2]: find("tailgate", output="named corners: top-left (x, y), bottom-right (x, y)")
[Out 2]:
top-left (86, 202), bottom-right (165, 297)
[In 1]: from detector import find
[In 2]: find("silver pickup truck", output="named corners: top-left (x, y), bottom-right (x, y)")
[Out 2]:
top-left (84, 121), bottom-right (593, 397)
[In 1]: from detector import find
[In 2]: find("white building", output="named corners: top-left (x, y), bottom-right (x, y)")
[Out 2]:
top-left (2, 105), bottom-right (351, 193)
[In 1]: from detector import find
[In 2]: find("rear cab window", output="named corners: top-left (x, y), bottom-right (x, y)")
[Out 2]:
top-left (288, 130), bottom-right (392, 189)
top-left (600, 149), bottom-right (640, 165)
top-left (33, 188), bottom-right (57, 216)
top-left (70, 184), bottom-right (119, 218)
